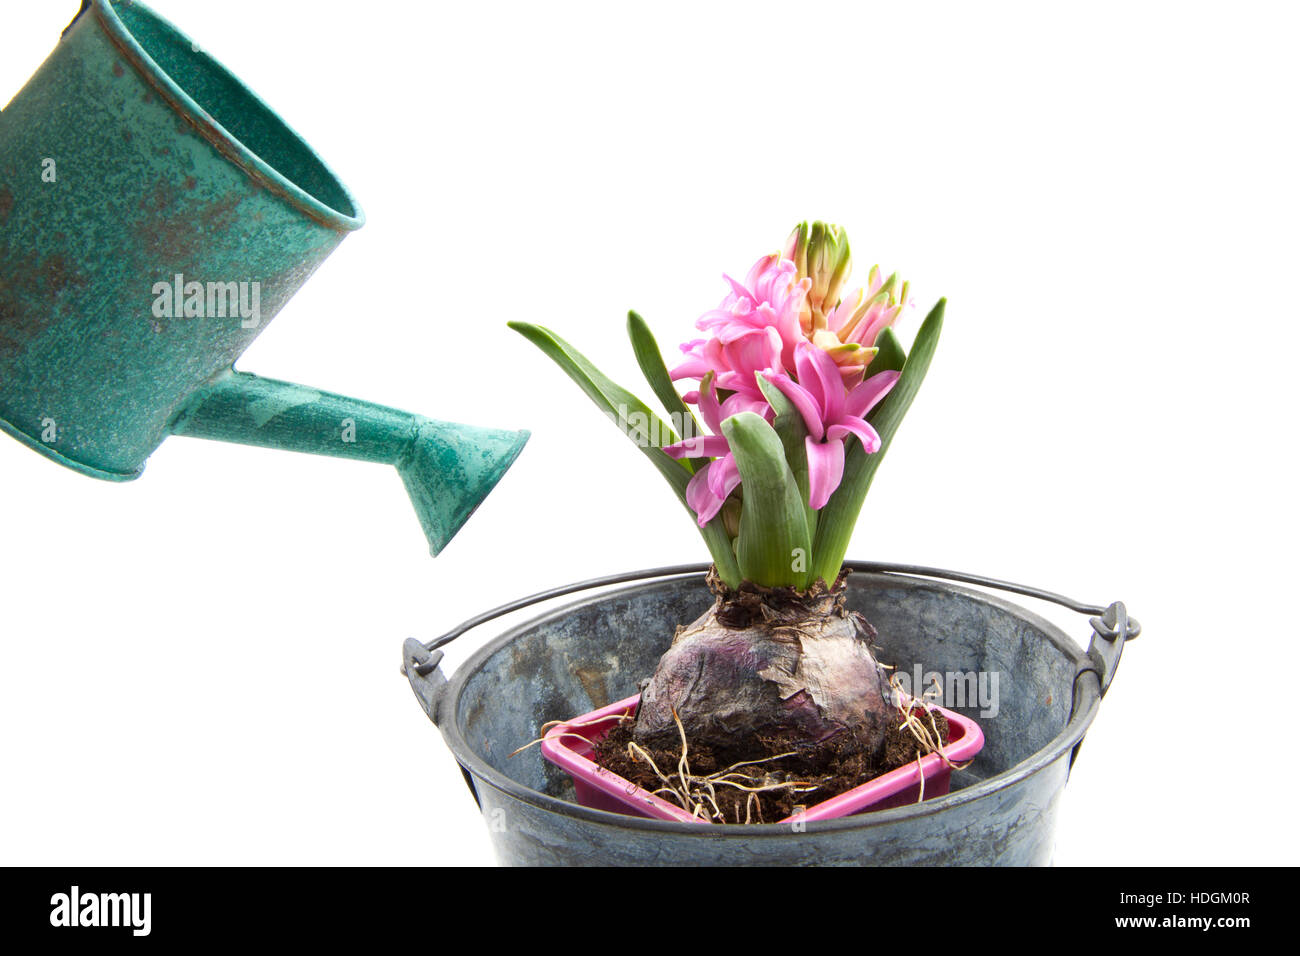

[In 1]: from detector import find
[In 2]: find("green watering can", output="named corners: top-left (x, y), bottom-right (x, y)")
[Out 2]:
top-left (0, 0), bottom-right (528, 554)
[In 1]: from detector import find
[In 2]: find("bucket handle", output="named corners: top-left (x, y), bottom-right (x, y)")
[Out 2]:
top-left (401, 561), bottom-right (1139, 730)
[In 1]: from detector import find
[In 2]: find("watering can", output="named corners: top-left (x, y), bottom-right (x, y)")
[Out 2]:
top-left (0, 0), bottom-right (528, 554)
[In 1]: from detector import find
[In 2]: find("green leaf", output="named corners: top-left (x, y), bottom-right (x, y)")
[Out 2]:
top-left (509, 321), bottom-right (680, 459)
top-left (809, 299), bottom-right (946, 585)
top-left (755, 374), bottom-right (815, 542)
top-left (626, 311), bottom-right (702, 472)
top-left (872, 326), bottom-right (908, 374)
top-left (510, 320), bottom-right (741, 586)
top-left (722, 412), bottom-right (812, 589)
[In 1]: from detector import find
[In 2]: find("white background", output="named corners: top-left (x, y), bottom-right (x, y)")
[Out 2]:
top-left (1, 0), bottom-right (1295, 866)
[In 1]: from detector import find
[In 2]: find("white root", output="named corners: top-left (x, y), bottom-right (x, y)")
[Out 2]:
top-left (507, 712), bottom-right (633, 758)
top-left (620, 709), bottom-right (820, 823)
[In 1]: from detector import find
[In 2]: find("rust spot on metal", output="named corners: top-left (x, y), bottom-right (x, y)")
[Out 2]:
top-left (138, 179), bottom-right (179, 217)
top-left (202, 192), bottom-right (244, 232)
top-left (0, 299), bottom-right (22, 356)
top-left (0, 186), bottom-right (13, 225)
top-left (37, 254), bottom-right (87, 302)
top-left (0, 250), bottom-right (88, 357)
top-left (574, 667), bottom-right (611, 709)
top-left (131, 179), bottom-right (246, 271)
top-left (112, 61), bottom-right (124, 77)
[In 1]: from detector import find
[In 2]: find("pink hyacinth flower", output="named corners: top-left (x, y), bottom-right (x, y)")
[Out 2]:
top-left (682, 325), bottom-right (784, 401)
top-left (693, 253), bottom-right (810, 374)
top-left (763, 341), bottom-right (900, 510)
top-left (812, 267), bottom-right (912, 386)
top-left (663, 375), bottom-right (770, 527)
top-left (828, 281), bottom-right (906, 353)
top-left (669, 338), bottom-right (713, 383)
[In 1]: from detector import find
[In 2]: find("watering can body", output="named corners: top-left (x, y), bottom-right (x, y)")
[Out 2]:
top-left (0, 0), bottom-right (526, 553)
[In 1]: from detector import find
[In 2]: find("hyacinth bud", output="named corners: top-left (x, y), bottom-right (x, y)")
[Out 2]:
top-left (786, 221), bottom-right (852, 333)
top-left (784, 221), bottom-right (810, 277)
top-left (782, 219), bottom-right (909, 383)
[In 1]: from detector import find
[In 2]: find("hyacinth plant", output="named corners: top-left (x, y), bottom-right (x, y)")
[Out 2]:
top-left (511, 221), bottom-right (944, 761)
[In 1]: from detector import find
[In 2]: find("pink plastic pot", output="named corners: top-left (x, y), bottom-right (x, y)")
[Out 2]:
top-left (540, 694), bottom-right (985, 824)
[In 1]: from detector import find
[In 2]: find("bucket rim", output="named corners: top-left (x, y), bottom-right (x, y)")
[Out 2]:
top-left (436, 571), bottom-right (1102, 836)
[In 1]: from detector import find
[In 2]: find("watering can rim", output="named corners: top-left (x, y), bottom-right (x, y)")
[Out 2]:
top-left (78, 0), bottom-right (364, 233)
top-left (423, 570), bottom-right (1105, 836)
top-left (0, 414), bottom-right (140, 480)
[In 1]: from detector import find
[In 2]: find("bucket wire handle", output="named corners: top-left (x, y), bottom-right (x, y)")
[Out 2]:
top-left (402, 561), bottom-right (1138, 729)
top-left (402, 565), bottom-right (709, 726)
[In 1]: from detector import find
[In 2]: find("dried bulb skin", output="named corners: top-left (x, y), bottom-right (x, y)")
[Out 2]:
top-left (634, 569), bottom-right (893, 756)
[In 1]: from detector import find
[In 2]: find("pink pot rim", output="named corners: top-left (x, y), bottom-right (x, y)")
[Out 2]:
top-left (541, 694), bottom-right (984, 825)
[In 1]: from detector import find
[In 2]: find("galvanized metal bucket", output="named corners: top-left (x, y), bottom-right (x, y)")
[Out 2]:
top-left (402, 563), bottom-right (1139, 866)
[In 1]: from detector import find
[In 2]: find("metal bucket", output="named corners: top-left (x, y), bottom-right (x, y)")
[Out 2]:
top-left (403, 563), bottom-right (1138, 866)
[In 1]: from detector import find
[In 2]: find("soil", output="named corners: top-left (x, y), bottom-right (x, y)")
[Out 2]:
top-left (593, 707), bottom-right (949, 824)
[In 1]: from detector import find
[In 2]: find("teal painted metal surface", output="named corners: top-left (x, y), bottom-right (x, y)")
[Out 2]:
top-left (0, 0), bottom-right (527, 554)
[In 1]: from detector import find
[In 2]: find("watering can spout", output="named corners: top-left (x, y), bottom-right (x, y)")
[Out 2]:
top-left (396, 418), bottom-right (531, 556)
top-left (169, 371), bottom-right (528, 554)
